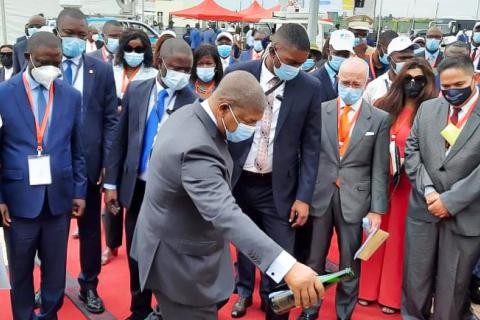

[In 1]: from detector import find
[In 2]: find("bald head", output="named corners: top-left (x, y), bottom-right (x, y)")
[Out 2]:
top-left (338, 57), bottom-right (369, 89)
top-left (27, 32), bottom-right (61, 53)
top-left (26, 32), bottom-right (62, 71)
top-left (160, 38), bottom-right (192, 60)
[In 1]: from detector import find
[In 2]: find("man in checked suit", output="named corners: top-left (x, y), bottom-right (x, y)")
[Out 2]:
top-left (299, 57), bottom-right (390, 320)
top-left (103, 38), bottom-right (196, 320)
top-left (403, 56), bottom-right (480, 320)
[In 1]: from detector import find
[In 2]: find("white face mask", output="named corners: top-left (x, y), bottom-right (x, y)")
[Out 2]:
top-left (161, 61), bottom-right (190, 91)
top-left (30, 56), bottom-right (62, 88)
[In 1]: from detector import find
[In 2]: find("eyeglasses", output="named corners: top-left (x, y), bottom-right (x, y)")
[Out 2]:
top-left (124, 46), bottom-right (145, 53)
top-left (403, 75), bottom-right (426, 84)
top-left (0, 52), bottom-right (12, 56)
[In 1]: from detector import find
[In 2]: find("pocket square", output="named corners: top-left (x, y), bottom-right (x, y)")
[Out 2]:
top-left (365, 132), bottom-right (375, 136)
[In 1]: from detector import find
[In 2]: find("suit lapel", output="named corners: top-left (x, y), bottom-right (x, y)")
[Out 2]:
top-left (137, 79), bottom-right (156, 147)
top-left (47, 80), bottom-right (65, 148)
top-left (324, 100), bottom-right (339, 161)
top-left (13, 76), bottom-right (35, 137)
top-left (444, 99), bottom-right (480, 163)
top-left (342, 101), bottom-right (372, 159)
top-left (0, 68), bottom-right (4, 82)
top-left (82, 56), bottom-right (96, 109)
top-left (274, 79), bottom-right (295, 140)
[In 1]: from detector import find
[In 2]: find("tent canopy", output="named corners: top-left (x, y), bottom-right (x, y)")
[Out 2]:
top-left (246, 4), bottom-right (281, 22)
top-left (170, 0), bottom-right (243, 22)
top-left (238, 1), bottom-right (266, 21)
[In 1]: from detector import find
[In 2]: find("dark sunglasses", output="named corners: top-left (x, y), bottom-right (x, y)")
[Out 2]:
top-left (404, 75), bottom-right (426, 84)
top-left (124, 46), bottom-right (145, 53)
top-left (0, 52), bottom-right (12, 57)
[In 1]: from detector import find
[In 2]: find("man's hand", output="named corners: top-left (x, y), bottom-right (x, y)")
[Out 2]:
top-left (284, 262), bottom-right (324, 308)
top-left (0, 203), bottom-right (11, 227)
top-left (290, 200), bottom-right (310, 228)
top-left (425, 191), bottom-right (440, 206)
top-left (96, 168), bottom-right (106, 185)
top-left (428, 197), bottom-right (450, 219)
top-left (72, 199), bottom-right (86, 219)
top-left (365, 212), bottom-right (382, 233)
top-left (104, 189), bottom-right (121, 215)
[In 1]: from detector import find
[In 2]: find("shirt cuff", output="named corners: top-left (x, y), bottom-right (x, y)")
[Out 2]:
top-left (265, 251), bottom-right (297, 284)
top-left (424, 186), bottom-right (437, 197)
top-left (103, 184), bottom-right (117, 190)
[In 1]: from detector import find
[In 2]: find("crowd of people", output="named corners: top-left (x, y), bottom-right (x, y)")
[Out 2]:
top-left (1, 7), bottom-right (480, 320)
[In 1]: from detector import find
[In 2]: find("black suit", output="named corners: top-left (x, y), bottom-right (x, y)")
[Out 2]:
top-left (311, 65), bottom-right (338, 101)
top-left (225, 60), bottom-right (325, 319)
top-left (104, 78), bottom-right (196, 319)
top-left (12, 39), bottom-right (27, 74)
top-left (0, 68), bottom-right (5, 82)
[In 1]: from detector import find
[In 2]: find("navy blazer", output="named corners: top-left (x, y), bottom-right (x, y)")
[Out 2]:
top-left (0, 68), bottom-right (5, 82)
top-left (80, 54), bottom-right (118, 183)
top-left (104, 78), bottom-right (196, 209)
top-left (225, 60), bottom-right (325, 217)
top-left (0, 74), bottom-right (87, 218)
top-left (12, 39), bottom-right (27, 74)
top-left (311, 65), bottom-right (338, 102)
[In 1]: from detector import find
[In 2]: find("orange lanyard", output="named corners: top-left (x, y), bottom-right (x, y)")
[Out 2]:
top-left (337, 98), bottom-right (361, 137)
top-left (369, 55), bottom-right (376, 80)
top-left (121, 67), bottom-right (141, 94)
top-left (22, 73), bottom-right (54, 154)
top-left (448, 95), bottom-right (480, 128)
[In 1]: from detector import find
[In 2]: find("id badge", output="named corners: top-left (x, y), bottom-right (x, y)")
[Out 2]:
top-left (28, 154), bottom-right (52, 186)
top-left (440, 123), bottom-right (461, 146)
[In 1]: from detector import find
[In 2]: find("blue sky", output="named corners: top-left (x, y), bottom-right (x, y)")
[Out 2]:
top-left (214, 0), bottom-right (480, 18)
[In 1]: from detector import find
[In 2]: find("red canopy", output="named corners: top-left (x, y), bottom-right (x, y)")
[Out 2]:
top-left (170, 0), bottom-right (243, 22)
top-left (245, 4), bottom-right (281, 22)
top-left (238, 1), bottom-right (266, 21)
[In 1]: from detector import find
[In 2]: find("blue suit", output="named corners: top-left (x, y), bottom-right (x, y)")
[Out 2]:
top-left (0, 73), bottom-right (86, 319)
top-left (224, 60), bottom-right (325, 316)
top-left (12, 39), bottom-right (27, 74)
top-left (74, 54), bottom-right (118, 292)
top-left (190, 28), bottom-right (202, 49)
top-left (311, 65), bottom-right (338, 101)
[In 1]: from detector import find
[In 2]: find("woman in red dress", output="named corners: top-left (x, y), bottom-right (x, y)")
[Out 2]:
top-left (358, 58), bottom-right (437, 314)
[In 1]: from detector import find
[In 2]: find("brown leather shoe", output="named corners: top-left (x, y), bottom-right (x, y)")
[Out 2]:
top-left (231, 296), bottom-right (253, 318)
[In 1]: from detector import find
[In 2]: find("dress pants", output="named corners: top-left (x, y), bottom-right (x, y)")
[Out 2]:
top-left (102, 207), bottom-right (123, 250)
top-left (154, 290), bottom-right (218, 320)
top-left (234, 171), bottom-right (295, 320)
top-left (126, 179), bottom-right (154, 319)
top-left (305, 189), bottom-right (362, 320)
top-left (78, 182), bottom-right (102, 291)
top-left (402, 217), bottom-right (480, 320)
top-left (5, 200), bottom-right (70, 320)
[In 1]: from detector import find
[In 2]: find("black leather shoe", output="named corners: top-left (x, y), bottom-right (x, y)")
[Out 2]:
top-left (231, 296), bottom-right (253, 318)
top-left (34, 290), bottom-right (41, 309)
top-left (78, 289), bottom-right (105, 314)
top-left (297, 311), bottom-right (319, 320)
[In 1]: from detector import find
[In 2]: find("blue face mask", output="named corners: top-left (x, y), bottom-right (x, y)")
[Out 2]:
top-left (473, 32), bottom-right (480, 44)
top-left (124, 52), bottom-right (144, 68)
top-left (222, 105), bottom-right (256, 143)
top-left (301, 58), bottom-right (316, 71)
top-left (379, 49), bottom-right (389, 66)
top-left (218, 45), bottom-right (232, 58)
top-left (354, 37), bottom-right (367, 47)
top-left (106, 38), bottom-right (120, 54)
top-left (328, 55), bottom-right (346, 72)
top-left (426, 38), bottom-right (441, 52)
top-left (338, 84), bottom-right (364, 105)
top-left (62, 37), bottom-right (86, 58)
top-left (414, 47), bottom-right (425, 56)
top-left (253, 40), bottom-right (264, 52)
top-left (28, 27), bottom-right (39, 37)
top-left (197, 66), bottom-right (215, 83)
top-left (391, 58), bottom-right (406, 74)
top-left (273, 49), bottom-right (300, 81)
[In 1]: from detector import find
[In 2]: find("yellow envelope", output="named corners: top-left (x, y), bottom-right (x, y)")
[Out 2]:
top-left (441, 123), bottom-right (461, 146)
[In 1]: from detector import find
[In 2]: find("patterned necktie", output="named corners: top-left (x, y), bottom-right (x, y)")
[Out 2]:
top-left (450, 106), bottom-right (462, 126)
top-left (64, 60), bottom-right (73, 85)
top-left (472, 47), bottom-right (478, 61)
top-left (254, 77), bottom-right (281, 172)
top-left (139, 89), bottom-right (169, 174)
top-left (338, 105), bottom-right (352, 157)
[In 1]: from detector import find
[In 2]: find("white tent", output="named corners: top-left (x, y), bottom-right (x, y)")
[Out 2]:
top-left (0, 0), bottom-right (124, 44)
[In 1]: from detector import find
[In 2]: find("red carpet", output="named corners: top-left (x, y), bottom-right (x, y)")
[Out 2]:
top-left (0, 220), bottom-right (401, 320)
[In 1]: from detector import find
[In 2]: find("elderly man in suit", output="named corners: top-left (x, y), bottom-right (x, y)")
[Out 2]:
top-left (56, 8), bottom-right (118, 313)
top-left (12, 15), bottom-right (46, 74)
top-left (88, 20), bottom-right (123, 64)
top-left (103, 38), bottom-right (196, 320)
top-left (0, 32), bottom-right (86, 320)
top-left (130, 70), bottom-right (325, 320)
top-left (225, 23), bottom-right (325, 320)
top-left (403, 55), bottom-right (480, 320)
top-left (299, 57), bottom-right (390, 320)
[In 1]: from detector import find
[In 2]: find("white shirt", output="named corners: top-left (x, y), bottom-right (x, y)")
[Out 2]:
top-left (243, 60), bottom-right (285, 173)
top-left (62, 55), bottom-right (84, 95)
top-left (113, 64), bottom-right (158, 98)
top-left (4, 67), bottom-right (13, 81)
top-left (471, 44), bottom-right (480, 71)
top-left (363, 72), bottom-right (392, 106)
top-left (220, 57), bottom-right (231, 71)
top-left (86, 40), bottom-right (97, 53)
top-left (199, 100), bottom-right (296, 284)
top-left (338, 97), bottom-right (362, 136)
top-left (425, 50), bottom-right (440, 67)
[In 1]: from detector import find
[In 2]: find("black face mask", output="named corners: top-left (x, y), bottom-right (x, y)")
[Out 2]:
top-left (0, 53), bottom-right (13, 68)
top-left (404, 79), bottom-right (425, 98)
top-left (442, 86), bottom-right (473, 106)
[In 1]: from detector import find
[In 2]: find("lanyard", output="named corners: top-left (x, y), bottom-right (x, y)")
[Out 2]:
top-left (448, 95), bottom-right (480, 128)
top-left (337, 98), bottom-right (361, 137)
top-left (22, 73), bottom-right (54, 155)
top-left (121, 67), bottom-right (141, 94)
top-left (390, 108), bottom-right (414, 140)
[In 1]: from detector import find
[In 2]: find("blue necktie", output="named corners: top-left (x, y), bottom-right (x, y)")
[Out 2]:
top-left (139, 89), bottom-right (169, 174)
top-left (64, 60), bottom-right (73, 85)
top-left (36, 86), bottom-right (48, 144)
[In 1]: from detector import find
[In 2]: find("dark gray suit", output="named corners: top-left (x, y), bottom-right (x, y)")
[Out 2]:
top-left (307, 98), bottom-right (389, 319)
top-left (130, 103), bottom-right (284, 318)
top-left (403, 97), bottom-right (480, 320)
top-left (12, 39), bottom-right (27, 74)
